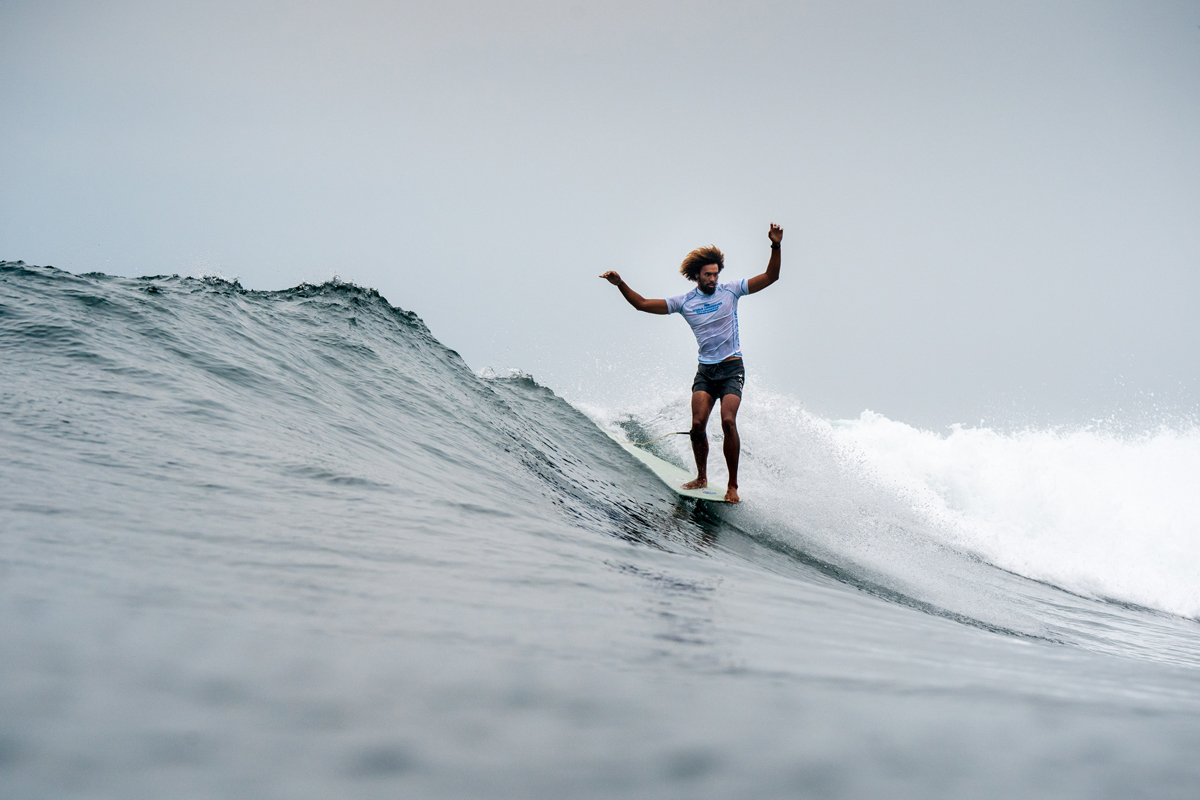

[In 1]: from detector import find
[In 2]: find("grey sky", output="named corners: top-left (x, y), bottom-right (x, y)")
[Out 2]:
top-left (4, 1), bottom-right (1198, 427)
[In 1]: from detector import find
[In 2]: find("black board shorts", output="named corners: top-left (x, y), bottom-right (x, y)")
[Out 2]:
top-left (692, 359), bottom-right (745, 399)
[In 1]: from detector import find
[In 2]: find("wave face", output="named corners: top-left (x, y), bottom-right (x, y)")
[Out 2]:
top-left (3, 261), bottom-right (1200, 799)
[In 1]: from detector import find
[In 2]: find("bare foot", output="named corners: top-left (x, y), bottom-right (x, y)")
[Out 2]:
top-left (681, 477), bottom-right (707, 490)
top-left (724, 485), bottom-right (740, 503)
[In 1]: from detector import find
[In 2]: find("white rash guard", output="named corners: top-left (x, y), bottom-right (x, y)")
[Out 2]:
top-left (665, 279), bottom-right (749, 364)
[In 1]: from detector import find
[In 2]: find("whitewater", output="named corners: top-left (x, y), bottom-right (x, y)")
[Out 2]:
top-left (2, 261), bottom-right (1199, 798)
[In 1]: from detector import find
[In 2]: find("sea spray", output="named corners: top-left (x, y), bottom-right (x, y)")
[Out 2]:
top-left (833, 412), bottom-right (1200, 618)
top-left (581, 388), bottom-right (1200, 624)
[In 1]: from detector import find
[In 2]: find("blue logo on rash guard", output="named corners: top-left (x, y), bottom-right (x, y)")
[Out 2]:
top-left (666, 280), bottom-right (746, 362)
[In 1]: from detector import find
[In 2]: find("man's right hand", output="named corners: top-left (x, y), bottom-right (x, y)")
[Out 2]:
top-left (601, 271), bottom-right (668, 314)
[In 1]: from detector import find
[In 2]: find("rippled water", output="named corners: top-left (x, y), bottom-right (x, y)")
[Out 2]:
top-left (2, 261), bottom-right (1199, 798)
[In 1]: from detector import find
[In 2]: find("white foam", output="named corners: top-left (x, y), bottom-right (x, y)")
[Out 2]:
top-left (828, 412), bottom-right (1200, 619)
top-left (577, 386), bottom-right (1200, 621)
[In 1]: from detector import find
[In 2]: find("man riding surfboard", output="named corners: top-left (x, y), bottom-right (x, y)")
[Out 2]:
top-left (601, 223), bottom-right (783, 503)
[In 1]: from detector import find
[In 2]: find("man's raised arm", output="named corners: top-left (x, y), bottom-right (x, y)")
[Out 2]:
top-left (747, 223), bottom-right (784, 294)
top-left (600, 271), bottom-right (669, 314)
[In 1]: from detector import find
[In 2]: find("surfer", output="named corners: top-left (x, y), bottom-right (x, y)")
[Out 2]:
top-left (600, 223), bottom-right (783, 503)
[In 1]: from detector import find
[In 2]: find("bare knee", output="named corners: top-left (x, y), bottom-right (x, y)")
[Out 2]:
top-left (721, 417), bottom-right (737, 436)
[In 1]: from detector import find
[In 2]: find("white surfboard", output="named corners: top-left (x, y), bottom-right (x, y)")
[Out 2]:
top-left (606, 430), bottom-right (730, 502)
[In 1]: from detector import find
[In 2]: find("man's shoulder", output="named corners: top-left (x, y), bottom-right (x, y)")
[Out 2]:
top-left (665, 287), bottom-right (697, 314)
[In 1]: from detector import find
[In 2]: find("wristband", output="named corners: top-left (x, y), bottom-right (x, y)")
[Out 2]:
top-left (770, 243), bottom-right (781, 250)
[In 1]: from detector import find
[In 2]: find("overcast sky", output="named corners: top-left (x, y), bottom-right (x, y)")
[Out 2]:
top-left (4, 1), bottom-right (1198, 427)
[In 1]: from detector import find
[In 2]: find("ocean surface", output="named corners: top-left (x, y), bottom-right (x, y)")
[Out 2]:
top-left (3, 260), bottom-right (1199, 799)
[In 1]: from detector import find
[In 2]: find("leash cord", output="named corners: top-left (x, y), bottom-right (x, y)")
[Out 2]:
top-left (618, 431), bottom-right (690, 446)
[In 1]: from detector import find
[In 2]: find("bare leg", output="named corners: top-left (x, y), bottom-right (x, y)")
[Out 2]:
top-left (681, 391), bottom-right (716, 490)
top-left (720, 394), bottom-right (741, 503)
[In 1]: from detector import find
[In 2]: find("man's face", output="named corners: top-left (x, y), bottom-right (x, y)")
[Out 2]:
top-left (698, 263), bottom-right (721, 293)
